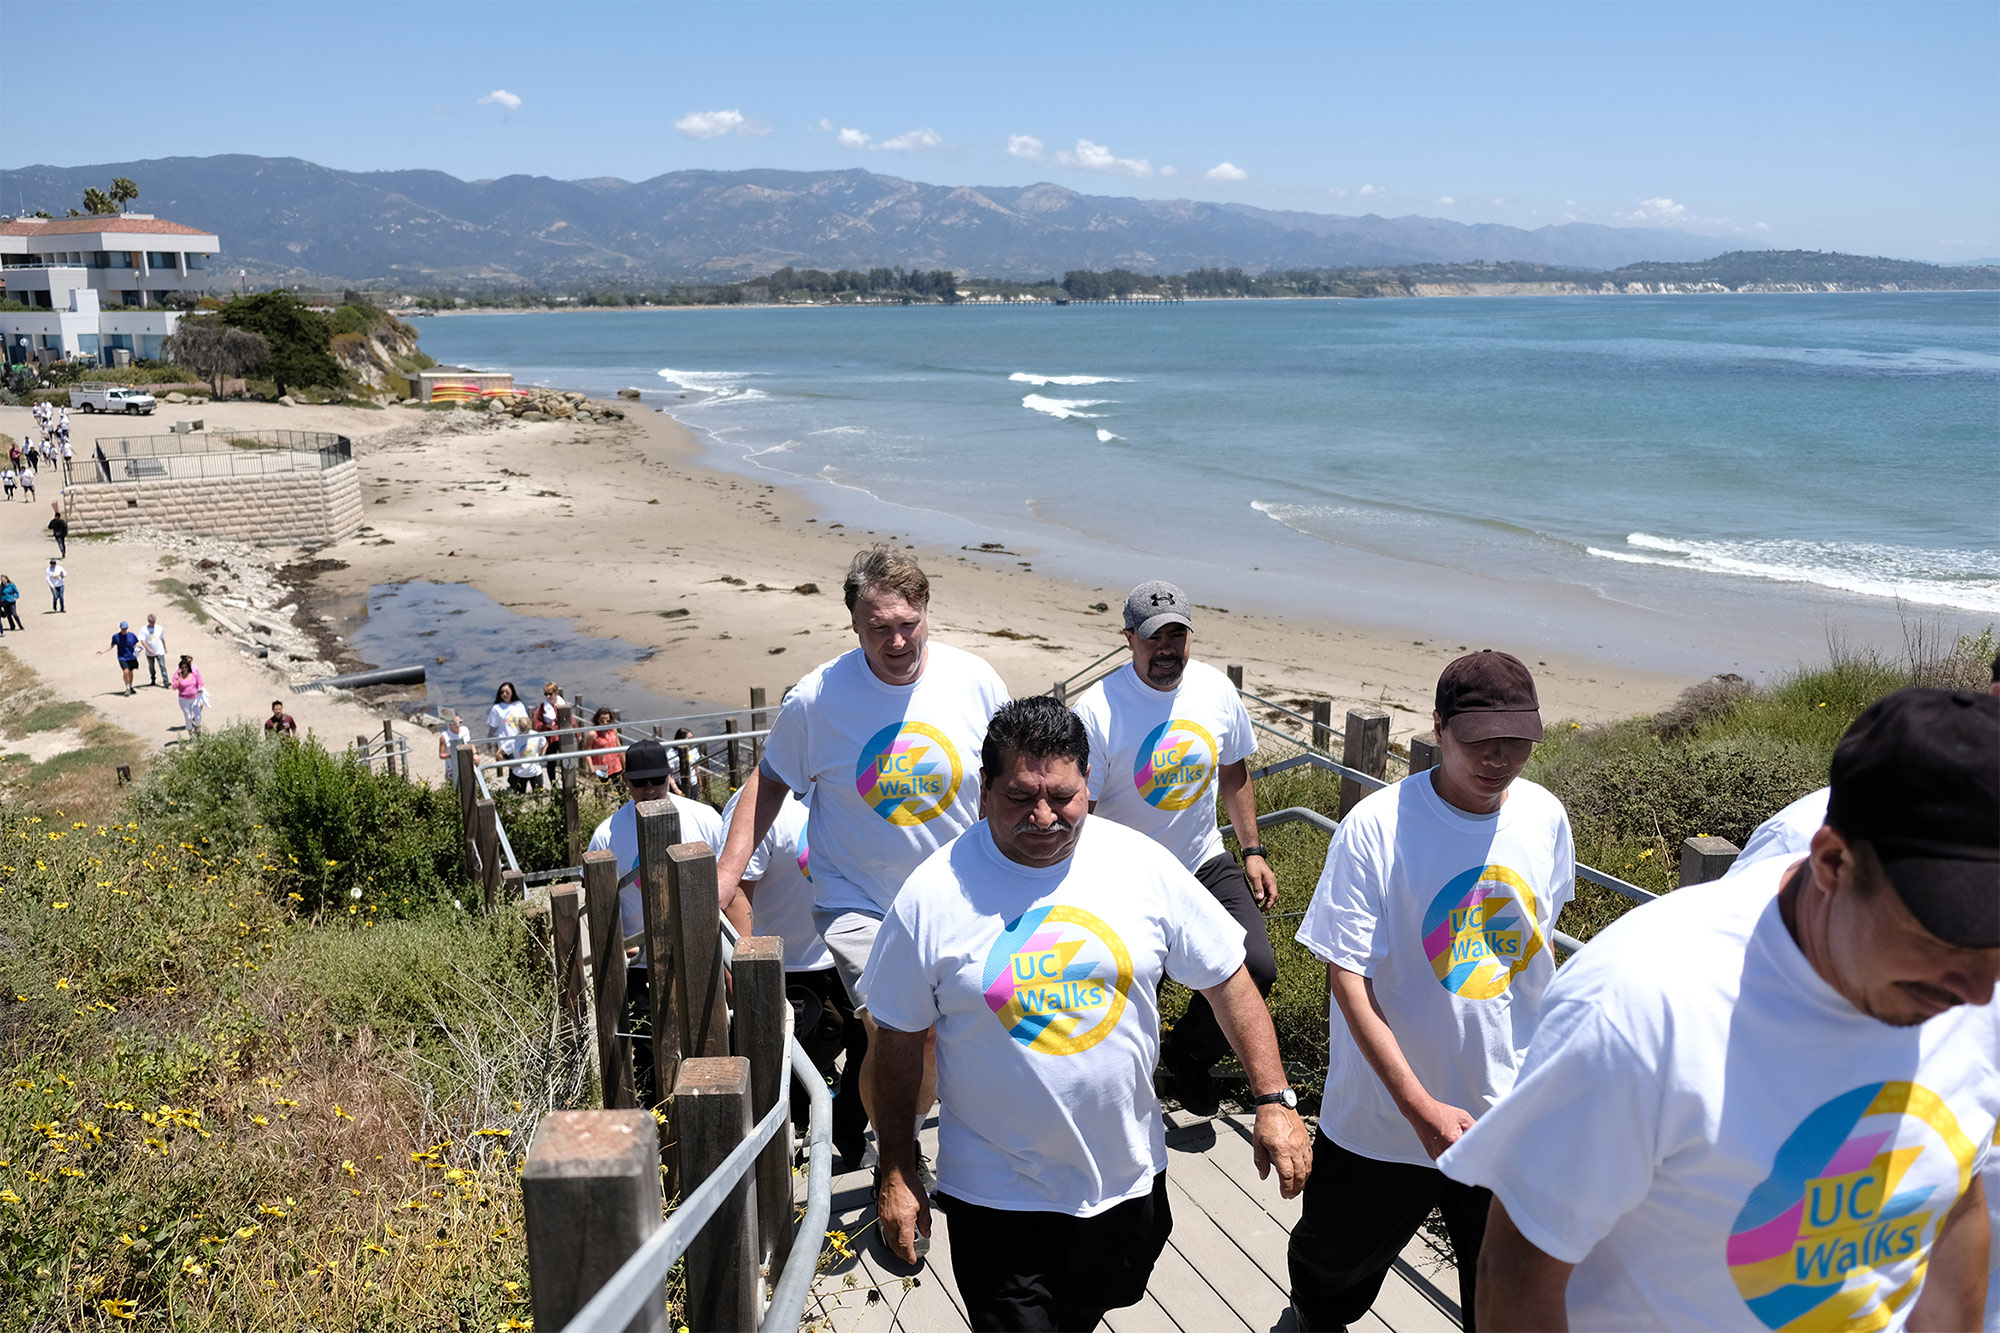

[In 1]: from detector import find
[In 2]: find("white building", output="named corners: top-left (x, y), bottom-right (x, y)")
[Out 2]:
top-left (0, 214), bottom-right (222, 367)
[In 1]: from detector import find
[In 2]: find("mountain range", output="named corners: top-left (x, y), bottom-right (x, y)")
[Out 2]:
top-left (1, 154), bottom-right (1754, 287)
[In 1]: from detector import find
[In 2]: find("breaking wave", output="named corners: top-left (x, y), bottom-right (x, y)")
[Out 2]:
top-left (1585, 533), bottom-right (2000, 614)
top-left (1009, 372), bottom-right (1131, 386)
top-left (1022, 394), bottom-right (1107, 420)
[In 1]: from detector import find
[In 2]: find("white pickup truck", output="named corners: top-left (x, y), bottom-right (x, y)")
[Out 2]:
top-left (69, 385), bottom-right (157, 414)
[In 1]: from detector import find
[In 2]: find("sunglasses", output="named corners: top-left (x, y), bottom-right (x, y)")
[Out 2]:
top-left (627, 774), bottom-right (672, 787)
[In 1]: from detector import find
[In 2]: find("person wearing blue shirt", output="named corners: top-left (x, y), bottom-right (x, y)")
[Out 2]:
top-left (99, 621), bottom-right (142, 695)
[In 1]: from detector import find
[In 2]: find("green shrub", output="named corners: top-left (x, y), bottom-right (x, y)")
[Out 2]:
top-left (492, 785), bottom-right (623, 875)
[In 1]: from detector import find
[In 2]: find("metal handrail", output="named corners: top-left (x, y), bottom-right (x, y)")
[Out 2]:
top-left (444, 706), bottom-right (771, 748)
top-left (1055, 643), bottom-right (1128, 694)
top-left (468, 756), bottom-right (522, 876)
top-left (556, 916), bottom-right (834, 1332)
top-left (1239, 689), bottom-right (1332, 739)
top-left (473, 727), bottom-right (770, 776)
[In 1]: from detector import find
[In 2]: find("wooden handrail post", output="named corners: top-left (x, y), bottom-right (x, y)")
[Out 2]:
top-left (1679, 836), bottom-right (1740, 887)
top-left (676, 1057), bottom-right (761, 1333)
top-left (500, 868), bottom-right (524, 903)
top-left (733, 935), bottom-right (792, 1271)
top-left (723, 717), bottom-right (742, 789)
top-left (557, 704), bottom-right (582, 866)
top-left (1311, 699), bottom-right (1334, 753)
top-left (455, 745), bottom-right (479, 882)
top-left (355, 733), bottom-right (372, 771)
top-left (635, 800), bottom-right (685, 1166)
top-left (584, 850), bottom-right (636, 1109)
top-left (473, 798), bottom-right (500, 911)
top-left (669, 841), bottom-right (729, 1062)
top-left (382, 719), bottom-right (398, 777)
top-left (549, 884), bottom-right (588, 1043)
top-left (1227, 664), bottom-right (1244, 692)
top-left (1408, 732), bottom-right (1441, 777)
top-left (522, 1109), bottom-right (667, 1333)
top-left (1338, 707), bottom-right (1391, 819)
top-left (748, 687), bottom-right (767, 770)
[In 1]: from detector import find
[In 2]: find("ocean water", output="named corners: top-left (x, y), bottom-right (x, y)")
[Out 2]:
top-left (415, 294), bottom-right (2000, 677)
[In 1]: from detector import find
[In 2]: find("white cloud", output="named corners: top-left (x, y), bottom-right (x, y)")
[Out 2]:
top-left (1161, 164), bottom-right (1178, 176)
top-left (1206, 162), bottom-right (1249, 182)
top-left (478, 89), bottom-right (521, 113)
top-left (878, 127), bottom-right (941, 152)
top-left (816, 118), bottom-right (837, 132)
top-left (1055, 139), bottom-right (1153, 179)
top-left (1752, 221), bottom-right (1771, 232)
top-left (836, 127), bottom-right (872, 149)
top-left (1328, 187), bottom-right (1349, 198)
top-left (1007, 134), bottom-right (1044, 161)
top-left (675, 109), bottom-right (767, 140)
top-left (1359, 183), bottom-right (1385, 197)
top-left (1615, 196), bottom-right (1752, 233)
top-left (1435, 195), bottom-right (1455, 206)
top-left (1564, 199), bottom-right (1579, 208)
top-left (1491, 196), bottom-right (1508, 206)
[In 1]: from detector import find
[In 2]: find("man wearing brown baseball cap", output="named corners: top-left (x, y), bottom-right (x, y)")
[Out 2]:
top-left (1288, 651), bottom-right (1575, 1329)
top-left (1441, 688), bottom-right (2000, 1332)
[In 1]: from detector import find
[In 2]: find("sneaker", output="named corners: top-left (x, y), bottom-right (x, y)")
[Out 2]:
top-left (914, 1147), bottom-right (936, 1198)
top-left (872, 1161), bottom-right (930, 1260)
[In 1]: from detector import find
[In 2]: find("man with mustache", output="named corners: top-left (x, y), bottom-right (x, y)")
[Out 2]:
top-left (864, 695), bottom-right (1311, 1329)
top-left (1073, 581), bottom-right (1274, 1115)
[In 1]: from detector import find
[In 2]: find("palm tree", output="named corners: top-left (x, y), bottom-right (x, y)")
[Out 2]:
top-left (109, 178), bottom-right (140, 213)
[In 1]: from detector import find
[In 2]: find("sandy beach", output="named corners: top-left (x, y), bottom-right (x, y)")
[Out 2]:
top-left (0, 395), bottom-right (1695, 776)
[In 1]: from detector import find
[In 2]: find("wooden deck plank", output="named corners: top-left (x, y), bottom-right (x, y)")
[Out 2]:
top-left (1164, 1145), bottom-right (1294, 1291)
top-left (1144, 1234), bottom-right (1254, 1333)
top-left (1160, 1171), bottom-right (1292, 1330)
top-left (1101, 1291), bottom-right (1182, 1333)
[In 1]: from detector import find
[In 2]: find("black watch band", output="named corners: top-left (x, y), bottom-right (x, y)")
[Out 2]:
top-left (1239, 846), bottom-right (1268, 859)
top-left (1252, 1088), bottom-right (1298, 1110)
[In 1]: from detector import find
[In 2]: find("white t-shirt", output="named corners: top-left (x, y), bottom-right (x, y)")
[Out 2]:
top-left (1296, 770), bottom-right (1576, 1167)
top-left (139, 624), bottom-right (168, 657)
top-left (1730, 786), bottom-right (1830, 873)
top-left (1438, 859), bottom-right (2000, 1333)
top-left (586, 795), bottom-right (728, 949)
top-left (761, 642), bottom-right (1009, 917)
top-left (722, 786), bottom-right (833, 973)
top-left (861, 816), bottom-right (1246, 1216)
top-left (1073, 659), bottom-right (1256, 869)
top-left (486, 700), bottom-right (530, 757)
top-left (439, 723), bottom-right (472, 780)
top-left (46, 564), bottom-right (64, 590)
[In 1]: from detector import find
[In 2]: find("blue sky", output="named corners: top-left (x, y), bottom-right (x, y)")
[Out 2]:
top-left (12, 1), bottom-right (1997, 260)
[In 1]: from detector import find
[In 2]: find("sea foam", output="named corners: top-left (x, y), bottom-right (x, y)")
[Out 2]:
top-left (1022, 394), bottom-right (1107, 420)
top-left (1009, 372), bottom-right (1131, 386)
top-left (1586, 533), bottom-right (2000, 614)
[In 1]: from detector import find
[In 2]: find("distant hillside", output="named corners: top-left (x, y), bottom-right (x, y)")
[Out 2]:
top-left (0, 154), bottom-right (1747, 287)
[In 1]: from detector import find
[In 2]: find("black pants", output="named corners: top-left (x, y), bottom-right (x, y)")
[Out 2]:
top-left (941, 1172), bottom-right (1172, 1331)
top-left (1286, 1132), bottom-right (1491, 1332)
top-left (0, 603), bottom-right (19, 631)
top-left (1163, 852), bottom-right (1278, 1070)
top-left (786, 966), bottom-right (867, 1148)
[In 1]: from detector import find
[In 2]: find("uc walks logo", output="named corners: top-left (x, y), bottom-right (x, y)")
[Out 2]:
top-left (981, 906), bottom-right (1134, 1056)
top-left (855, 722), bottom-right (962, 826)
top-left (1134, 719), bottom-right (1219, 811)
top-left (1421, 864), bottom-right (1545, 999)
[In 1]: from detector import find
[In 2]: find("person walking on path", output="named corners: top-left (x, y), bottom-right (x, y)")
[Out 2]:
top-left (138, 613), bottom-right (168, 686)
top-left (45, 559), bottom-right (65, 613)
top-left (47, 506), bottom-right (67, 559)
top-left (99, 620), bottom-right (142, 695)
top-left (2, 468), bottom-right (14, 501)
top-left (484, 680), bottom-right (531, 784)
top-left (864, 696), bottom-right (1313, 1325)
top-left (19, 464), bottom-right (34, 503)
top-left (1074, 580), bottom-right (1275, 1115)
top-left (0, 575), bottom-right (22, 632)
top-left (1442, 688), bottom-right (1999, 1333)
top-left (717, 545), bottom-right (1010, 1217)
top-left (264, 700), bottom-right (297, 735)
top-left (173, 654), bottom-right (206, 738)
top-left (60, 440), bottom-right (73, 485)
top-left (1286, 650), bottom-right (1575, 1332)
top-left (437, 710), bottom-right (472, 784)
top-left (722, 783), bottom-right (871, 1166)
top-left (585, 706), bottom-right (624, 782)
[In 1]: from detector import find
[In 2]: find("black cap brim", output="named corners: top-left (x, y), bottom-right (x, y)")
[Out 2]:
top-left (1884, 856), bottom-right (2000, 949)
top-left (1447, 710), bottom-right (1545, 743)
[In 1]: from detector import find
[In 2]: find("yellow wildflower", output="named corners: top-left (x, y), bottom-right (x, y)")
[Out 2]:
top-left (0, 1189), bottom-right (20, 1205)
top-left (101, 1299), bottom-right (139, 1321)
top-left (236, 1224), bottom-right (260, 1239)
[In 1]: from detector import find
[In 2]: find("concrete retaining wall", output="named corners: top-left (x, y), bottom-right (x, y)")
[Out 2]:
top-left (60, 460), bottom-right (363, 546)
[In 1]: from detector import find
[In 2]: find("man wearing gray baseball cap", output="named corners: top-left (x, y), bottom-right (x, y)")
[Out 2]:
top-left (1074, 580), bottom-right (1276, 1116)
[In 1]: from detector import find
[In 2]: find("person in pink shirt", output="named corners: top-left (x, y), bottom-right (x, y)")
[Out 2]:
top-left (173, 654), bottom-right (206, 738)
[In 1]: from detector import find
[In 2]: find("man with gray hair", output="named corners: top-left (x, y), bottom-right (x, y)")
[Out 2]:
top-left (718, 546), bottom-right (1010, 1214)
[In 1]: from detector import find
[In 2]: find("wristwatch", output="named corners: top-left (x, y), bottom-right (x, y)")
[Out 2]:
top-left (1252, 1088), bottom-right (1298, 1110)
top-left (1239, 846), bottom-right (1269, 860)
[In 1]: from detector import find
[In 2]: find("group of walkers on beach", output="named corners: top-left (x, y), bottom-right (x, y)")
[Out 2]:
top-left (8, 402), bottom-right (75, 498)
top-left (91, 609), bottom-right (208, 735)
top-left (529, 543), bottom-right (1999, 1333)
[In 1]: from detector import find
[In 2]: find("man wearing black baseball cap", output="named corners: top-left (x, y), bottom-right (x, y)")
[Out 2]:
top-left (1443, 688), bottom-right (2000, 1332)
top-left (585, 737), bottom-right (731, 955)
top-left (1288, 651), bottom-right (1576, 1329)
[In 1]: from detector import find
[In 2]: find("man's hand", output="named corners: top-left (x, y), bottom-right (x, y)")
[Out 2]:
top-left (1243, 855), bottom-right (1279, 909)
top-left (876, 1165), bottom-right (932, 1265)
top-left (1405, 1096), bottom-right (1475, 1161)
top-left (1250, 1104), bottom-right (1313, 1198)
